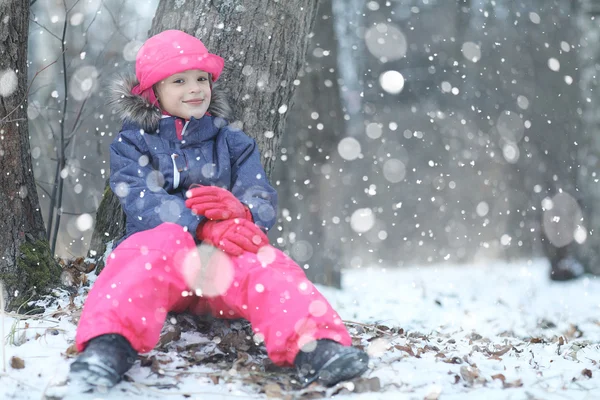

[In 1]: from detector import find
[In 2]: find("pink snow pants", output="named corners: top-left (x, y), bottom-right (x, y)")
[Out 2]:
top-left (76, 223), bottom-right (351, 366)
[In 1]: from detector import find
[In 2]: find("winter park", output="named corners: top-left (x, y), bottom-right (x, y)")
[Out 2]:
top-left (2, 0), bottom-right (600, 399)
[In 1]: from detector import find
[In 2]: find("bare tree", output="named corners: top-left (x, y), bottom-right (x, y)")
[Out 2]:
top-left (0, 0), bottom-right (61, 310)
top-left (90, 0), bottom-right (320, 270)
top-left (28, 0), bottom-right (147, 259)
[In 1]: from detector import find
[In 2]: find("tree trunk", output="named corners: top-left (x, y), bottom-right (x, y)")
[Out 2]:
top-left (321, 0), bottom-right (367, 270)
top-left (574, 0), bottom-right (600, 275)
top-left (0, 0), bottom-right (61, 310)
top-left (331, 0), bottom-right (365, 137)
top-left (89, 0), bottom-right (320, 271)
top-left (273, 0), bottom-right (345, 287)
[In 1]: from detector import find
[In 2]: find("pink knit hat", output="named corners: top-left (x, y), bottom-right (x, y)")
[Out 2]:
top-left (132, 30), bottom-right (224, 104)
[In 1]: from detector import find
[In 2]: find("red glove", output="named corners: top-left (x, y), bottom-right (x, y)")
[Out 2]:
top-left (186, 186), bottom-right (252, 221)
top-left (197, 218), bottom-right (269, 256)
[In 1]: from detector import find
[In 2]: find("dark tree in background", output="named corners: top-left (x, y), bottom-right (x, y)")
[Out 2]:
top-left (90, 0), bottom-right (322, 273)
top-left (274, 0), bottom-right (348, 287)
top-left (0, 0), bottom-right (61, 310)
top-left (573, 0), bottom-right (600, 276)
top-left (39, 0), bottom-right (600, 282)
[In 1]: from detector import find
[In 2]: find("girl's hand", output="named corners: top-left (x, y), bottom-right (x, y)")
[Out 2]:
top-left (186, 185), bottom-right (252, 221)
top-left (198, 218), bottom-right (268, 256)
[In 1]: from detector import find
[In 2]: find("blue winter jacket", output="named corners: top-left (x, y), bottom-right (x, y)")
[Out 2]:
top-left (108, 75), bottom-right (278, 242)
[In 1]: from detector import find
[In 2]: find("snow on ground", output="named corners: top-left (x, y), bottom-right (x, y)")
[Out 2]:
top-left (1, 258), bottom-right (599, 399)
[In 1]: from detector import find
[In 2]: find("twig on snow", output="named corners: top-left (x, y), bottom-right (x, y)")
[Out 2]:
top-left (343, 320), bottom-right (398, 336)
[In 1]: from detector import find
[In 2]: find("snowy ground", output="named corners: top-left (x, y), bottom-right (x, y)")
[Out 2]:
top-left (1, 258), bottom-right (599, 400)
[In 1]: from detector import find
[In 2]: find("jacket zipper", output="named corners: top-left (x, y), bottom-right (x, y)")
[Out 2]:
top-left (172, 120), bottom-right (190, 190)
top-left (181, 120), bottom-right (190, 137)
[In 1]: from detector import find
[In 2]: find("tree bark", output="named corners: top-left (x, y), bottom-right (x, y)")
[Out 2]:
top-left (90, 0), bottom-right (321, 272)
top-left (0, 0), bottom-right (61, 310)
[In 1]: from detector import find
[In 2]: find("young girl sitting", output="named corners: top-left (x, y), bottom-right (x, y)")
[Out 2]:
top-left (70, 29), bottom-right (369, 389)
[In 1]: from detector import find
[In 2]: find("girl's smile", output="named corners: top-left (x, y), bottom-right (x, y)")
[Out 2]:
top-left (155, 69), bottom-right (212, 119)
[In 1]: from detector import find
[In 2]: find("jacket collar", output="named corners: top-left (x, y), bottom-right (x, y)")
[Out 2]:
top-left (154, 115), bottom-right (224, 142)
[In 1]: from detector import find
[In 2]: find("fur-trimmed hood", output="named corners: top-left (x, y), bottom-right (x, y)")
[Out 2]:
top-left (106, 72), bottom-right (233, 133)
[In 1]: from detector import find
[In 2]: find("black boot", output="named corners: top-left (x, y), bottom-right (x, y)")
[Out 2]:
top-left (550, 256), bottom-right (585, 281)
top-left (294, 339), bottom-right (369, 387)
top-left (69, 334), bottom-right (138, 388)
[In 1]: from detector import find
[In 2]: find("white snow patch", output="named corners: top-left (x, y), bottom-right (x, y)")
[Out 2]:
top-left (0, 69), bottom-right (18, 97)
top-left (1, 260), bottom-right (600, 399)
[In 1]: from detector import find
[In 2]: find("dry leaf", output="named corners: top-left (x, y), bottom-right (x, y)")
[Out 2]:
top-left (503, 378), bottom-right (523, 388)
top-left (460, 365), bottom-right (485, 386)
top-left (489, 345), bottom-right (511, 357)
top-left (394, 344), bottom-right (416, 357)
top-left (219, 331), bottom-right (251, 352)
top-left (150, 357), bottom-right (164, 375)
top-left (582, 369), bottom-right (592, 378)
top-left (263, 383), bottom-right (282, 398)
top-left (158, 325), bottom-right (182, 348)
top-left (84, 262), bottom-right (96, 273)
top-left (442, 356), bottom-right (463, 364)
top-left (10, 356), bottom-right (25, 369)
top-left (64, 343), bottom-right (79, 358)
top-left (491, 373), bottom-right (506, 382)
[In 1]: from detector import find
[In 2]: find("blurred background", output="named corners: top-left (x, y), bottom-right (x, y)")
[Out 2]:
top-left (28, 0), bottom-right (591, 278)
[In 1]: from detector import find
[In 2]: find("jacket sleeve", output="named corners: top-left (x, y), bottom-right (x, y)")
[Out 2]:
top-left (226, 129), bottom-right (278, 231)
top-left (109, 130), bottom-right (204, 235)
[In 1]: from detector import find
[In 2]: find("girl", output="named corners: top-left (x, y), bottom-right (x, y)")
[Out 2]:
top-left (70, 30), bottom-right (369, 389)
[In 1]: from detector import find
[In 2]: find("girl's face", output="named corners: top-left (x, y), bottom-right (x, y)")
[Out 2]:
top-left (155, 69), bottom-right (211, 120)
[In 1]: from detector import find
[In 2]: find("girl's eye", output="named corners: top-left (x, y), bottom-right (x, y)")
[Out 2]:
top-left (173, 79), bottom-right (184, 84)
top-left (198, 77), bottom-right (207, 82)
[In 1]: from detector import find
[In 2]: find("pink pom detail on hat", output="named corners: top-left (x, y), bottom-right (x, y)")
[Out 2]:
top-left (132, 30), bottom-right (224, 102)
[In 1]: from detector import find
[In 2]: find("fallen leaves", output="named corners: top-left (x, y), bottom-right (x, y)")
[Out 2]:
top-left (529, 337), bottom-right (546, 344)
top-left (263, 383), bottom-right (284, 398)
top-left (582, 369), bottom-right (593, 378)
top-left (460, 365), bottom-right (486, 386)
top-left (394, 344), bottom-right (416, 357)
top-left (58, 257), bottom-right (96, 288)
top-left (64, 343), bottom-right (78, 358)
top-left (4, 269), bottom-right (598, 400)
top-left (488, 345), bottom-right (512, 357)
top-left (491, 373), bottom-right (523, 388)
top-left (10, 356), bottom-right (25, 369)
top-left (157, 325), bottom-right (182, 349)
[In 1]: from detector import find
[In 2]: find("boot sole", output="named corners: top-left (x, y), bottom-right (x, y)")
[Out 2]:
top-left (312, 351), bottom-right (370, 387)
top-left (70, 359), bottom-right (121, 388)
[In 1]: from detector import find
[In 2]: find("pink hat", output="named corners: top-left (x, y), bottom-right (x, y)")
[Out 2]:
top-left (132, 30), bottom-right (224, 103)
